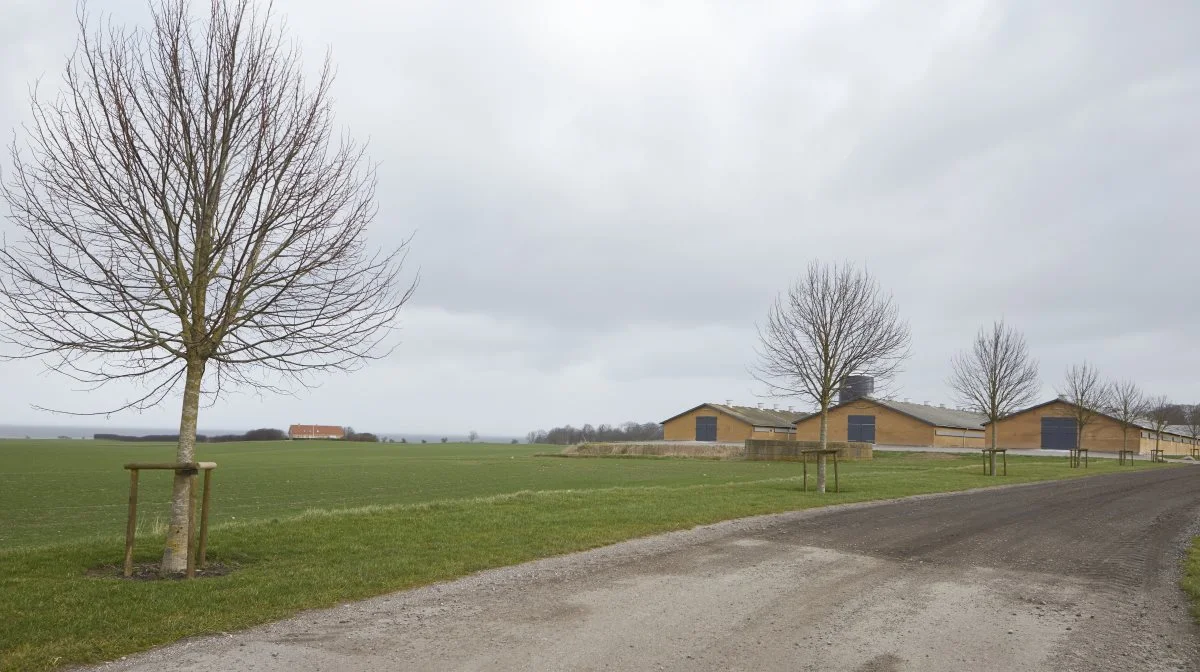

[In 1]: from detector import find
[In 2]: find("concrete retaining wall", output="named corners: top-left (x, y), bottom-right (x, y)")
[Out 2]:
top-left (745, 439), bottom-right (873, 461)
top-left (564, 442), bottom-right (745, 459)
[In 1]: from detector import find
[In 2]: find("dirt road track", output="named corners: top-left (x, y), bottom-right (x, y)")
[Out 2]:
top-left (91, 467), bottom-right (1200, 671)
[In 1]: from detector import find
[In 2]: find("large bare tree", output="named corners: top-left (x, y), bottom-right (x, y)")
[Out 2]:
top-left (948, 320), bottom-right (1040, 475)
top-left (1058, 363), bottom-right (1110, 457)
top-left (754, 261), bottom-right (910, 492)
top-left (1107, 379), bottom-right (1148, 456)
top-left (0, 1), bottom-right (415, 574)
top-left (1145, 396), bottom-right (1174, 460)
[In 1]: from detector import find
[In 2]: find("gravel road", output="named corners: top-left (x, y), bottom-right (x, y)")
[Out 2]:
top-left (91, 467), bottom-right (1200, 671)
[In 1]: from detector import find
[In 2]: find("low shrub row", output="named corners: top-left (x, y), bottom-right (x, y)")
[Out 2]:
top-left (93, 428), bottom-right (288, 443)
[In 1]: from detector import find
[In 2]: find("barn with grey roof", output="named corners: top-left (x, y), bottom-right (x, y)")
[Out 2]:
top-left (793, 396), bottom-right (988, 448)
top-left (661, 402), bottom-right (805, 442)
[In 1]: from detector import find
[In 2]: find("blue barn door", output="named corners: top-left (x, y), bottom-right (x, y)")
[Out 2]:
top-left (847, 415), bottom-right (876, 443)
top-left (1041, 417), bottom-right (1078, 450)
top-left (695, 416), bottom-right (718, 442)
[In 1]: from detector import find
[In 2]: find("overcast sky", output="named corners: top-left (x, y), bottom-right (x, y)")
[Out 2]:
top-left (2, 0), bottom-right (1198, 436)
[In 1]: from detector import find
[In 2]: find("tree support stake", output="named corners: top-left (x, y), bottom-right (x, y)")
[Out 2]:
top-left (122, 462), bottom-right (217, 579)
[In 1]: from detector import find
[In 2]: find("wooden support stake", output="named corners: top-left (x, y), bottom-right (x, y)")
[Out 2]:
top-left (198, 468), bottom-right (213, 568)
top-left (124, 469), bottom-right (139, 577)
top-left (802, 454), bottom-right (808, 492)
top-left (833, 455), bottom-right (839, 493)
top-left (185, 472), bottom-right (197, 579)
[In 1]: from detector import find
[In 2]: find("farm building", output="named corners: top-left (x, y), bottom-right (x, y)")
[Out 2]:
top-left (662, 403), bottom-right (802, 442)
top-left (793, 397), bottom-right (987, 448)
top-left (288, 424), bottom-right (346, 440)
top-left (986, 399), bottom-right (1197, 454)
top-left (1156, 426), bottom-right (1198, 454)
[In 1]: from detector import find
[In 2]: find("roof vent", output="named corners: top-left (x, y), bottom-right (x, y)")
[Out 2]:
top-left (772, 404), bottom-right (779, 410)
top-left (939, 403), bottom-right (947, 408)
top-left (788, 405), bottom-right (794, 412)
top-left (903, 398), bottom-right (911, 403)
top-left (725, 399), bottom-right (733, 406)
top-left (757, 402), bottom-right (764, 410)
top-left (924, 400), bottom-right (932, 406)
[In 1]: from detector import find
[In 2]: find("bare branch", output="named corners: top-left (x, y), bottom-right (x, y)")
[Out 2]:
top-left (1057, 362), bottom-right (1109, 450)
top-left (753, 261), bottom-right (911, 449)
top-left (0, 0), bottom-right (414, 411)
top-left (1105, 379), bottom-right (1146, 453)
top-left (948, 320), bottom-right (1040, 449)
top-left (1146, 395), bottom-right (1175, 436)
top-left (1185, 404), bottom-right (1200, 445)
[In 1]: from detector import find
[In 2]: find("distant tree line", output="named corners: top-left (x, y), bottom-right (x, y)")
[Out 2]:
top-left (342, 427), bottom-right (380, 442)
top-left (94, 428), bottom-right (288, 443)
top-left (526, 422), bottom-right (663, 445)
top-left (1152, 404), bottom-right (1192, 426)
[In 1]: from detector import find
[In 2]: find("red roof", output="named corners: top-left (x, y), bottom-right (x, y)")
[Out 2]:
top-left (288, 424), bottom-right (345, 439)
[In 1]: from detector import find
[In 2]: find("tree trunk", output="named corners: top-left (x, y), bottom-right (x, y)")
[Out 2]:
top-left (817, 403), bottom-right (829, 493)
top-left (1080, 422), bottom-right (1089, 470)
top-left (161, 357), bottom-right (206, 575)
top-left (989, 416), bottom-right (998, 476)
top-left (818, 404), bottom-right (829, 450)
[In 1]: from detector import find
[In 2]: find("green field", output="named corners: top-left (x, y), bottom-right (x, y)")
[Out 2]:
top-left (2, 439), bottom-right (804, 548)
top-left (0, 439), bottom-right (1172, 671)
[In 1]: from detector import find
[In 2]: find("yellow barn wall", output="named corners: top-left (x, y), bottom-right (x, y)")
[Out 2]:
top-left (751, 428), bottom-right (796, 440)
top-left (987, 400), bottom-right (1145, 453)
top-left (662, 405), bottom-right (755, 442)
top-left (933, 432), bottom-right (986, 449)
top-left (1138, 430), bottom-right (1197, 456)
top-left (793, 399), bottom-right (936, 446)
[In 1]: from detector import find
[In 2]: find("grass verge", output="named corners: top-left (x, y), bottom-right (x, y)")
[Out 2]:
top-left (0, 450), bottom-right (1172, 671)
top-left (1181, 537), bottom-right (1200, 623)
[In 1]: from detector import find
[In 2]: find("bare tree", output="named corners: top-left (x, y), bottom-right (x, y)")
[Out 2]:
top-left (1058, 363), bottom-right (1110, 458)
top-left (754, 261), bottom-right (910, 492)
top-left (0, 1), bottom-right (414, 574)
top-left (1107, 379), bottom-right (1148, 456)
top-left (1146, 395), bottom-right (1174, 460)
top-left (948, 320), bottom-right (1040, 475)
top-left (467, 430), bottom-right (479, 443)
top-left (1185, 405), bottom-right (1200, 456)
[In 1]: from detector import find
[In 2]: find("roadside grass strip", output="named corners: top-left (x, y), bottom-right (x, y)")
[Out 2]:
top-left (1182, 537), bottom-right (1200, 624)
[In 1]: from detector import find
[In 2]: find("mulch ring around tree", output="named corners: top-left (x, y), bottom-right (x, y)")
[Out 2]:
top-left (86, 562), bottom-right (239, 581)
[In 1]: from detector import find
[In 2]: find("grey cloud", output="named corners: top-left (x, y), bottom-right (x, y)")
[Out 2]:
top-left (1, 0), bottom-right (1198, 434)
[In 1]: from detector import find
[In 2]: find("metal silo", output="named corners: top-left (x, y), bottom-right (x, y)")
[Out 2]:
top-left (838, 375), bottom-right (875, 403)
